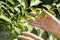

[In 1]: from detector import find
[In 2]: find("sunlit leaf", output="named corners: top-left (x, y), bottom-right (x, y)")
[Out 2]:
top-left (14, 27), bottom-right (21, 34)
top-left (18, 23), bottom-right (25, 30)
top-left (49, 34), bottom-right (57, 40)
top-left (22, 7), bottom-right (25, 15)
top-left (18, 0), bottom-right (28, 8)
top-left (0, 3), bottom-right (3, 8)
top-left (8, 6), bottom-right (14, 13)
top-left (0, 1), bottom-right (14, 13)
top-left (27, 25), bottom-right (33, 32)
top-left (52, 2), bottom-right (56, 6)
top-left (13, 39), bottom-right (18, 40)
top-left (49, 10), bottom-right (56, 16)
top-left (7, 0), bottom-right (15, 5)
top-left (30, 0), bottom-right (42, 7)
top-left (0, 14), bottom-right (11, 23)
top-left (17, 0), bottom-right (21, 3)
top-left (43, 5), bottom-right (51, 10)
top-left (56, 3), bottom-right (60, 14)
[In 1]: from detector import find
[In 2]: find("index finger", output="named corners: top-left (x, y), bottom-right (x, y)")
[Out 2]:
top-left (42, 9), bottom-right (53, 17)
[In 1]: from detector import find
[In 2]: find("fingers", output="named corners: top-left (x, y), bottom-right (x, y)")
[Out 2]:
top-left (30, 9), bottom-right (54, 18)
top-left (30, 9), bottom-right (52, 18)
top-left (31, 21), bottom-right (41, 27)
top-left (30, 12), bottom-right (38, 16)
top-left (22, 32), bottom-right (44, 40)
top-left (18, 32), bottom-right (44, 40)
top-left (42, 9), bottom-right (53, 18)
top-left (31, 20), bottom-right (52, 32)
top-left (42, 9), bottom-right (49, 15)
top-left (18, 35), bottom-right (34, 40)
top-left (42, 9), bottom-right (60, 25)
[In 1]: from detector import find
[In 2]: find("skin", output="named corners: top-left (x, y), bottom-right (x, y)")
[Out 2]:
top-left (18, 32), bottom-right (44, 40)
top-left (18, 9), bottom-right (60, 40)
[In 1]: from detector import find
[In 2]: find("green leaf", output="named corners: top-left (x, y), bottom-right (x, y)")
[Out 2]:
top-left (22, 7), bottom-right (25, 15)
top-left (39, 29), bottom-right (44, 37)
top-left (7, 0), bottom-right (15, 5)
top-left (30, 8), bottom-right (35, 12)
top-left (30, 0), bottom-right (42, 7)
top-left (56, 3), bottom-right (60, 8)
top-left (49, 34), bottom-right (57, 40)
top-left (49, 10), bottom-right (56, 16)
top-left (52, 2), bottom-right (56, 6)
top-left (14, 27), bottom-right (21, 34)
top-left (18, 23), bottom-right (25, 30)
top-left (8, 6), bottom-right (14, 13)
top-left (0, 1), bottom-right (14, 13)
top-left (17, 0), bottom-right (21, 3)
top-left (13, 39), bottom-right (18, 40)
top-left (27, 25), bottom-right (33, 32)
top-left (56, 3), bottom-right (60, 14)
top-left (0, 14), bottom-right (11, 23)
top-left (21, 2), bottom-right (25, 8)
top-left (18, 0), bottom-right (28, 8)
top-left (21, 0), bottom-right (28, 8)
top-left (43, 5), bottom-right (51, 10)
top-left (0, 3), bottom-right (3, 8)
top-left (14, 7), bottom-right (20, 12)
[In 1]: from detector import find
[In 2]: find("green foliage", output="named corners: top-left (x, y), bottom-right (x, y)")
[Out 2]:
top-left (56, 3), bottom-right (60, 14)
top-left (0, 0), bottom-right (60, 40)
top-left (30, 0), bottom-right (42, 7)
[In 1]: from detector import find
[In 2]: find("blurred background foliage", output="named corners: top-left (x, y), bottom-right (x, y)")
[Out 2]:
top-left (0, 0), bottom-right (60, 40)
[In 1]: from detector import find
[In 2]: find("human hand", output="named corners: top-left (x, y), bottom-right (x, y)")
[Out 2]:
top-left (18, 32), bottom-right (44, 40)
top-left (27, 9), bottom-right (60, 38)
